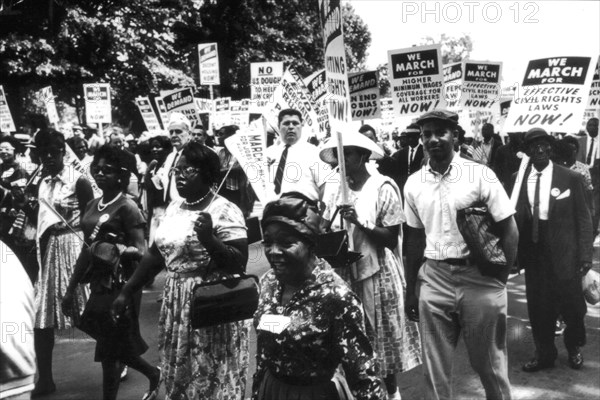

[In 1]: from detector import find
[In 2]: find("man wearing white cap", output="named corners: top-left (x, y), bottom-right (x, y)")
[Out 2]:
top-left (152, 112), bottom-right (192, 203)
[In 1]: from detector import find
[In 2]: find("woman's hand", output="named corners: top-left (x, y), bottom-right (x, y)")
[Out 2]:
top-left (111, 293), bottom-right (129, 324)
top-left (194, 212), bottom-right (215, 244)
top-left (339, 205), bottom-right (361, 227)
top-left (61, 291), bottom-right (75, 318)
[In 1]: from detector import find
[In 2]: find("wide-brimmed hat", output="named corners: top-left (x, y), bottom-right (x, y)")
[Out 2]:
top-left (167, 112), bottom-right (191, 130)
top-left (318, 132), bottom-right (384, 165)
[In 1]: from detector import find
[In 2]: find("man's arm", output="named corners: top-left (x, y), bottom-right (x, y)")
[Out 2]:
top-left (572, 173), bottom-right (594, 274)
top-left (496, 215), bottom-right (519, 271)
top-left (405, 225), bottom-right (426, 322)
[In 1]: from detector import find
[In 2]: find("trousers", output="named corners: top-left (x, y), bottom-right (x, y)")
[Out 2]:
top-left (417, 259), bottom-right (511, 400)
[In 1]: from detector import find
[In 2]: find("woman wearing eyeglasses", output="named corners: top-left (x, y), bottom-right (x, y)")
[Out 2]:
top-left (112, 141), bottom-right (250, 399)
top-left (62, 145), bottom-right (159, 400)
top-left (32, 129), bottom-right (94, 396)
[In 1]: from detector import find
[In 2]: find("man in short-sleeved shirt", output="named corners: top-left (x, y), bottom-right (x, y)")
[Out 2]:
top-left (265, 109), bottom-right (331, 202)
top-left (404, 110), bottom-right (518, 400)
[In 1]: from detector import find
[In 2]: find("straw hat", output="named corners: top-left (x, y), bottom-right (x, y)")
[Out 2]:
top-left (319, 132), bottom-right (384, 165)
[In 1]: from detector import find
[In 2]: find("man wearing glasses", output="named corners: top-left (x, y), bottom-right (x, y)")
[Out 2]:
top-left (151, 112), bottom-right (192, 204)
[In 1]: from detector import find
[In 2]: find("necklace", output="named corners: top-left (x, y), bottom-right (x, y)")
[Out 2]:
top-left (184, 190), bottom-right (212, 206)
top-left (97, 192), bottom-right (122, 212)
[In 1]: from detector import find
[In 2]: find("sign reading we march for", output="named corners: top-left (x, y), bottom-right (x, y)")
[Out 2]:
top-left (198, 43), bottom-right (220, 85)
top-left (349, 71), bottom-right (380, 120)
top-left (84, 83), bottom-right (111, 124)
top-left (504, 55), bottom-right (597, 133)
top-left (459, 61), bottom-right (503, 110)
top-left (388, 44), bottom-right (445, 116)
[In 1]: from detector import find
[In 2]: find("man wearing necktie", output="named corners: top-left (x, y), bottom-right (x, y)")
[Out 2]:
top-left (265, 109), bottom-right (330, 203)
top-left (391, 124), bottom-right (423, 196)
top-left (151, 112), bottom-right (192, 204)
top-left (584, 118), bottom-right (599, 236)
top-left (512, 128), bottom-right (593, 373)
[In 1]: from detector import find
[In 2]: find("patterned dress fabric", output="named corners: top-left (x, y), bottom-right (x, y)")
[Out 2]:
top-left (35, 168), bottom-right (89, 329)
top-left (323, 173), bottom-right (422, 377)
top-left (252, 260), bottom-right (386, 400)
top-left (154, 196), bottom-right (250, 400)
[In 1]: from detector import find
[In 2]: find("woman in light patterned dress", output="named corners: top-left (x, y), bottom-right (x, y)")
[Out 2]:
top-left (113, 141), bottom-right (250, 400)
top-left (33, 129), bottom-right (94, 395)
top-left (319, 133), bottom-right (421, 400)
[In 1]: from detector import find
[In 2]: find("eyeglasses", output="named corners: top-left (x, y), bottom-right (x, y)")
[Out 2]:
top-left (91, 164), bottom-right (121, 176)
top-left (169, 129), bottom-right (186, 135)
top-left (169, 166), bottom-right (201, 177)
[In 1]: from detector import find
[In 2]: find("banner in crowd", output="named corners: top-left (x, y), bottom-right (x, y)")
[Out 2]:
top-left (213, 97), bottom-right (231, 130)
top-left (348, 71), bottom-right (380, 120)
top-left (460, 109), bottom-right (494, 140)
top-left (230, 99), bottom-right (250, 130)
top-left (497, 98), bottom-right (512, 133)
top-left (379, 97), bottom-right (395, 129)
top-left (37, 86), bottom-right (60, 124)
top-left (504, 55), bottom-right (597, 133)
top-left (443, 62), bottom-right (462, 111)
top-left (198, 43), bottom-right (220, 85)
top-left (0, 86), bottom-right (16, 133)
top-left (195, 98), bottom-right (213, 130)
top-left (319, 0), bottom-right (351, 131)
top-left (304, 69), bottom-right (330, 138)
top-left (250, 62), bottom-right (284, 113)
top-left (154, 97), bottom-right (169, 129)
top-left (388, 44), bottom-right (445, 116)
top-left (83, 83), bottom-right (111, 124)
top-left (459, 61), bottom-right (503, 110)
top-left (224, 127), bottom-right (273, 204)
top-left (135, 96), bottom-right (161, 131)
top-left (582, 57), bottom-right (600, 129)
top-left (265, 67), bottom-right (320, 139)
top-left (162, 87), bottom-right (202, 127)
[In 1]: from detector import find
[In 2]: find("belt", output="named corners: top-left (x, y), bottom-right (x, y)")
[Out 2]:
top-left (167, 270), bottom-right (203, 279)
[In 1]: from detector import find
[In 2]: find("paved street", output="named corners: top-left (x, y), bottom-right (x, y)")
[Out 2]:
top-left (42, 241), bottom-right (600, 400)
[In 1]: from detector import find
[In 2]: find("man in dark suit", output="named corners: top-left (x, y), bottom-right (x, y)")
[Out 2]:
top-left (358, 124), bottom-right (398, 183)
top-left (472, 122), bottom-right (503, 166)
top-left (512, 128), bottom-right (593, 372)
top-left (391, 124), bottom-right (424, 195)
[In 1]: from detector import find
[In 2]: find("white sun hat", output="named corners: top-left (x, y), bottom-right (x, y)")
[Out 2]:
top-left (319, 132), bottom-right (384, 165)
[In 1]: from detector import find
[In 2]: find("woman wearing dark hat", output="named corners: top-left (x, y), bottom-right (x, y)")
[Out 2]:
top-left (0, 135), bottom-right (28, 191)
top-left (112, 141), bottom-right (250, 399)
top-left (62, 145), bottom-right (160, 400)
top-left (319, 133), bottom-right (421, 400)
top-left (253, 195), bottom-right (385, 400)
top-left (33, 129), bottom-right (94, 395)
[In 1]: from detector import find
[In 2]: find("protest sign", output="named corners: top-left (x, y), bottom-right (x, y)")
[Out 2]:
top-left (388, 44), bottom-right (445, 116)
top-left (459, 61), bottom-right (503, 110)
top-left (230, 99), bottom-right (250, 130)
top-left (379, 97), bottom-right (395, 129)
top-left (154, 97), bottom-right (169, 129)
top-left (250, 62), bottom-right (284, 113)
top-left (265, 67), bottom-right (321, 139)
top-left (443, 62), bottom-right (463, 111)
top-left (195, 98), bottom-right (213, 130)
top-left (497, 98), bottom-right (512, 134)
top-left (162, 87), bottom-right (202, 127)
top-left (198, 43), bottom-right (220, 85)
top-left (213, 97), bottom-right (231, 130)
top-left (135, 96), bottom-right (161, 131)
top-left (460, 109), bottom-right (494, 140)
top-left (83, 83), bottom-right (111, 124)
top-left (582, 57), bottom-right (600, 129)
top-left (319, 0), bottom-right (351, 131)
top-left (38, 86), bottom-right (60, 124)
top-left (349, 71), bottom-right (380, 120)
top-left (504, 55), bottom-right (597, 133)
top-left (0, 86), bottom-right (16, 133)
top-left (304, 69), bottom-right (330, 137)
top-left (224, 127), bottom-right (273, 205)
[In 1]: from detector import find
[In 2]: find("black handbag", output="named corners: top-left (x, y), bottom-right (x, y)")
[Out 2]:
top-left (317, 206), bottom-right (362, 269)
top-left (76, 285), bottom-right (132, 340)
top-left (456, 202), bottom-right (509, 283)
top-left (191, 273), bottom-right (260, 329)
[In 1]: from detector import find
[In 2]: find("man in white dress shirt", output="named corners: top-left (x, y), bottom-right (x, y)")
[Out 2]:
top-left (265, 109), bottom-right (330, 203)
top-left (152, 112), bottom-right (192, 204)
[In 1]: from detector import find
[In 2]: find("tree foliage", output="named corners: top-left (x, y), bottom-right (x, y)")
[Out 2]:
top-left (0, 0), bottom-right (371, 130)
top-left (421, 33), bottom-right (473, 64)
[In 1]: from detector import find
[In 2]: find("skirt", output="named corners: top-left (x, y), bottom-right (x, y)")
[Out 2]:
top-left (257, 370), bottom-right (352, 400)
top-left (35, 230), bottom-right (89, 329)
